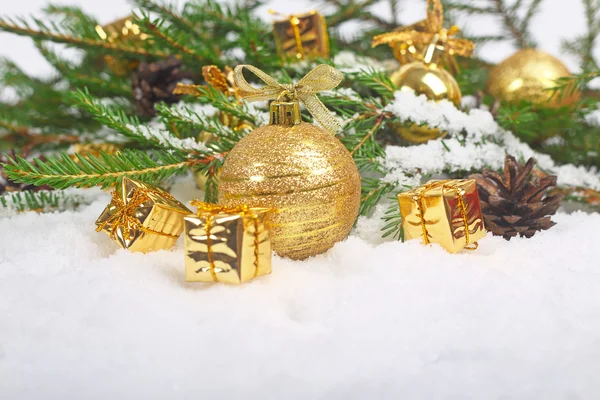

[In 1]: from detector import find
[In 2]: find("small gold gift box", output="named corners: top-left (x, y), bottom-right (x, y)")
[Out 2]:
top-left (95, 16), bottom-right (150, 76)
top-left (272, 10), bottom-right (330, 61)
top-left (398, 179), bottom-right (486, 253)
top-left (95, 177), bottom-right (191, 253)
top-left (184, 202), bottom-right (272, 284)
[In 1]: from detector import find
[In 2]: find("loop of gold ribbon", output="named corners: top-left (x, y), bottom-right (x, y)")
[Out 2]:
top-left (233, 64), bottom-right (343, 134)
top-left (372, 0), bottom-right (474, 65)
top-left (96, 188), bottom-right (179, 241)
top-left (414, 180), bottom-right (478, 250)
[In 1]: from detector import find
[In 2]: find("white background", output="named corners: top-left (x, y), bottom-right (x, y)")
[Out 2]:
top-left (0, 0), bottom-right (595, 78)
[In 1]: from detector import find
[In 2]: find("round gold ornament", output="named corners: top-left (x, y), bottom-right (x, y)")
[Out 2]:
top-left (218, 102), bottom-right (361, 260)
top-left (391, 61), bottom-right (462, 105)
top-left (487, 48), bottom-right (580, 107)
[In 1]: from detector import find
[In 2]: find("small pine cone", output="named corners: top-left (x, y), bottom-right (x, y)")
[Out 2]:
top-left (132, 57), bottom-right (192, 117)
top-left (469, 155), bottom-right (563, 240)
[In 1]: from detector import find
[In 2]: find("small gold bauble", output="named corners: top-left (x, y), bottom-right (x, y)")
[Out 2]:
top-left (391, 61), bottom-right (462, 105)
top-left (218, 122), bottom-right (361, 260)
top-left (390, 61), bottom-right (459, 143)
top-left (487, 48), bottom-right (580, 107)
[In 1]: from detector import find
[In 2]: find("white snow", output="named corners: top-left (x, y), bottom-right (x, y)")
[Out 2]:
top-left (2, 0), bottom-right (600, 398)
top-left (1, 177), bottom-right (600, 399)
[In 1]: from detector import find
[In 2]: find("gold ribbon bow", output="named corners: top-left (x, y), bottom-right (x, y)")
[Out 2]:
top-left (233, 64), bottom-right (343, 134)
top-left (414, 180), bottom-right (478, 250)
top-left (372, 0), bottom-right (474, 70)
top-left (97, 188), bottom-right (178, 241)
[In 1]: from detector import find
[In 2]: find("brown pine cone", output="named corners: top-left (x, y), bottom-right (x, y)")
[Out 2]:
top-left (132, 57), bottom-right (192, 117)
top-left (470, 155), bottom-right (563, 240)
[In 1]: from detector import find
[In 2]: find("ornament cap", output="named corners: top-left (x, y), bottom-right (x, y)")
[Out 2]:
top-left (269, 98), bottom-right (301, 126)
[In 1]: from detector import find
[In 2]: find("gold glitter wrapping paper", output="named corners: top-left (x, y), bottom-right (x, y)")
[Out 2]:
top-left (218, 122), bottom-right (361, 260)
top-left (184, 203), bottom-right (272, 284)
top-left (272, 11), bottom-right (330, 61)
top-left (398, 179), bottom-right (486, 253)
top-left (95, 178), bottom-right (191, 253)
top-left (487, 49), bottom-right (580, 107)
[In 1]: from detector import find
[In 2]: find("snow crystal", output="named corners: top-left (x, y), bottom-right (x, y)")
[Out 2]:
top-left (2, 176), bottom-right (600, 399)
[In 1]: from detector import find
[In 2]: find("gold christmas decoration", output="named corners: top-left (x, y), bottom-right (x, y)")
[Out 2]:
top-left (218, 64), bottom-right (361, 260)
top-left (95, 16), bottom-right (150, 76)
top-left (271, 10), bottom-right (330, 61)
top-left (184, 201), bottom-right (272, 284)
top-left (95, 177), bottom-right (191, 253)
top-left (398, 179), bottom-right (486, 253)
top-left (373, 0), bottom-right (474, 143)
top-left (487, 48), bottom-right (580, 107)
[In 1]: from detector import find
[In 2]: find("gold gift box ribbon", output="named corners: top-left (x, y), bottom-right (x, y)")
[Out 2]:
top-left (413, 180), bottom-right (478, 250)
top-left (187, 201), bottom-right (272, 283)
top-left (399, 179), bottom-right (486, 253)
top-left (96, 188), bottom-right (179, 242)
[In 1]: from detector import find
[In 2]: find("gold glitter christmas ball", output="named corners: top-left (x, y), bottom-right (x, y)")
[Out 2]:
top-left (487, 48), bottom-right (580, 107)
top-left (218, 122), bottom-right (361, 260)
top-left (390, 61), bottom-right (459, 143)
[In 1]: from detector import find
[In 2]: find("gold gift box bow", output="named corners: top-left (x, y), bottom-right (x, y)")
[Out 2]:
top-left (271, 10), bottom-right (330, 61)
top-left (398, 179), bottom-right (486, 253)
top-left (184, 201), bottom-right (272, 284)
top-left (95, 178), bottom-right (191, 253)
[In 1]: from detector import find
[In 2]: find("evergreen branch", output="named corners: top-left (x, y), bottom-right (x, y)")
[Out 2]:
top-left (139, 17), bottom-right (209, 65)
top-left (0, 17), bottom-right (170, 59)
top-left (0, 188), bottom-right (94, 215)
top-left (133, 0), bottom-right (208, 41)
top-left (71, 90), bottom-right (207, 153)
top-left (360, 178), bottom-right (396, 216)
top-left (381, 199), bottom-right (403, 240)
top-left (36, 43), bottom-right (132, 98)
top-left (3, 149), bottom-right (191, 189)
top-left (491, 0), bottom-right (535, 48)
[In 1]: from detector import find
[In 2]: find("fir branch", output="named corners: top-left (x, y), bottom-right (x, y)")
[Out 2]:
top-left (137, 15), bottom-right (210, 65)
top-left (3, 149), bottom-right (191, 189)
top-left (561, 0), bottom-right (600, 70)
top-left (0, 188), bottom-right (94, 215)
top-left (36, 43), bottom-right (132, 98)
top-left (71, 90), bottom-right (207, 153)
top-left (133, 0), bottom-right (208, 41)
top-left (0, 16), bottom-right (170, 59)
top-left (381, 199), bottom-right (403, 240)
top-left (360, 178), bottom-right (396, 216)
